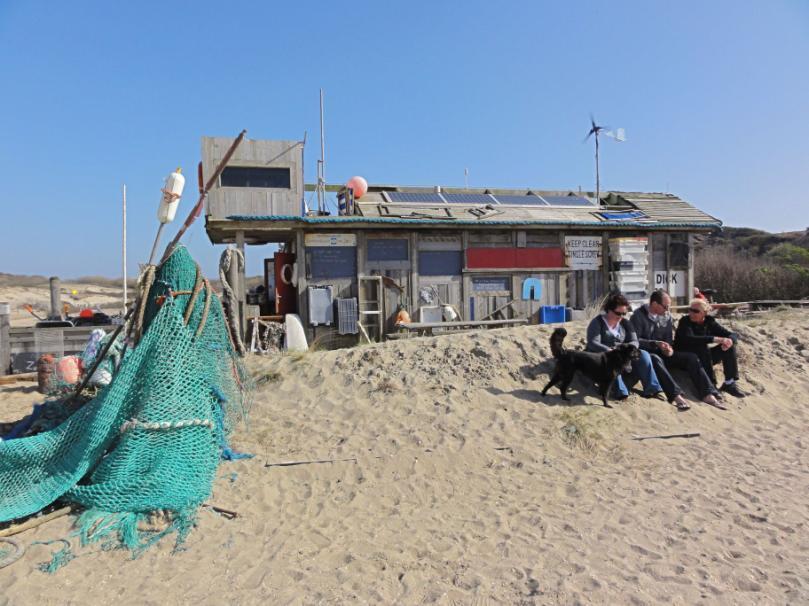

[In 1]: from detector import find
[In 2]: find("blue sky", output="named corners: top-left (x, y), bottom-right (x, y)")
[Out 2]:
top-left (1, 1), bottom-right (807, 278)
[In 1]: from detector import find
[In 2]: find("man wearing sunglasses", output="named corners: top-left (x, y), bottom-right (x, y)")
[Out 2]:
top-left (630, 289), bottom-right (718, 408)
top-left (586, 292), bottom-right (665, 402)
top-left (674, 297), bottom-right (746, 399)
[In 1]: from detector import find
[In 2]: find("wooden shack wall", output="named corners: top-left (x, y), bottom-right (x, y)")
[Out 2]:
top-left (278, 225), bottom-right (698, 346)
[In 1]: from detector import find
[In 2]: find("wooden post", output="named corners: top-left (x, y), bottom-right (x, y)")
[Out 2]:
top-left (0, 302), bottom-right (10, 375)
top-left (687, 233), bottom-right (695, 303)
top-left (235, 231), bottom-right (246, 340)
top-left (410, 232), bottom-right (419, 315)
top-left (665, 233), bottom-right (672, 301)
top-left (601, 232), bottom-right (610, 294)
top-left (49, 277), bottom-right (61, 320)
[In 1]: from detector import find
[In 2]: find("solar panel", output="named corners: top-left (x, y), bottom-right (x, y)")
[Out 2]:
top-left (441, 193), bottom-right (494, 204)
top-left (386, 192), bottom-right (445, 204)
top-left (540, 195), bottom-right (594, 207)
top-left (492, 194), bottom-right (548, 206)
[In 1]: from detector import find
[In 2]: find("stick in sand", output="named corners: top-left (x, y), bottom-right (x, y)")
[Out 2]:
top-left (0, 506), bottom-right (72, 538)
top-left (265, 457), bottom-right (359, 468)
top-left (631, 432), bottom-right (701, 441)
top-left (202, 504), bottom-right (238, 520)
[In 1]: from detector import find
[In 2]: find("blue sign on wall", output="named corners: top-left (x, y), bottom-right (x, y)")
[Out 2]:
top-left (307, 246), bottom-right (357, 280)
top-left (367, 238), bottom-right (409, 262)
top-left (472, 277), bottom-right (511, 292)
top-left (419, 250), bottom-right (463, 276)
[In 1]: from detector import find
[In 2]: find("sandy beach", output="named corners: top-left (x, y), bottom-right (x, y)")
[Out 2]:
top-left (1, 308), bottom-right (808, 605)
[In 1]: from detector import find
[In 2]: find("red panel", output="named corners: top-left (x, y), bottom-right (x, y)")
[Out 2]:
top-left (466, 248), bottom-right (516, 268)
top-left (466, 247), bottom-right (564, 269)
top-left (274, 252), bottom-right (297, 314)
top-left (516, 247), bottom-right (564, 268)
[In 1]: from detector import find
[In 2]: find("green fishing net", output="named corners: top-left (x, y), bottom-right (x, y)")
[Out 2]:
top-left (0, 246), bottom-right (249, 554)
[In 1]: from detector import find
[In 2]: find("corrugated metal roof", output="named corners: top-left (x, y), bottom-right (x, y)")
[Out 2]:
top-left (344, 188), bottom-right (721, 228)
top-left (226, 214), bottom-right (720, 229)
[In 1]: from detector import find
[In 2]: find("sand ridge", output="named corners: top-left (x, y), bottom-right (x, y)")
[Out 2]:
top-left (1, 310), bottom-right (808, 604)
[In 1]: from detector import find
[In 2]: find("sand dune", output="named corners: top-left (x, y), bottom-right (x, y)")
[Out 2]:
top-left (2, 309), bottom-right (808, 604)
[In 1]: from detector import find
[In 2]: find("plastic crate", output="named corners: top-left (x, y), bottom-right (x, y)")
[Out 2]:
top-left (539, 305), bottom-right (567, 324)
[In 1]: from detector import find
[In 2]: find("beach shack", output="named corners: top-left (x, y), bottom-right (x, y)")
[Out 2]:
top-left (202, 136), bottom-right (722, 347)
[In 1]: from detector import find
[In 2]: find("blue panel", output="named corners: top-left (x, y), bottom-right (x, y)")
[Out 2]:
top-left (541, 195), bottom-right (594, 207)
top-left (442, 193), bottom-right (494, 204)
top-left (473, 277), bottom-right (511, 292)
top-left (598, 210), bottom-right (648, 220)
top-left (522, 277), bottom-right (543, 300)
top-left (307, 246), bottom-right (357, 279)
top-left (367, 238), bottom-right (409, 262)
top-left (387, 192), bottom-right (445, 204)
top-left (493, 194), bottom-right (547, 206)
top-left (419, 250), bottom-right (463, 276)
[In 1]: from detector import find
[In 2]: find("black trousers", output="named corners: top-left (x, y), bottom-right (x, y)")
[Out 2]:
top-left (664, 350), bottom-right (719, 399)
top-left (706, 345), bottom-right (740, 384)
top-left (649, 353), bottom-right (682, 402)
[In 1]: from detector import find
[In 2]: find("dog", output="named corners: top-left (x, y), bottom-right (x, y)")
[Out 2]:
top-left (540, 327), bottom-right (640, 407)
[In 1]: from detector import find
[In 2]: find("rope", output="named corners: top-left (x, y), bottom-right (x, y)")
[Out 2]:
top-left (183, 266), bottom-right (204, 326)
top-left (120, 418), bottom-right (214, 433)
top-left (219, 248), bottom-right (246, 355)
top-left (196, 279), bottom-right (213, 339)
top-left (130, 265), bottom-right (157, 345)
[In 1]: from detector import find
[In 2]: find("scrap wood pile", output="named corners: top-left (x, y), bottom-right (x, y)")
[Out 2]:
top-left (0, 246), bottom-right (250, 568)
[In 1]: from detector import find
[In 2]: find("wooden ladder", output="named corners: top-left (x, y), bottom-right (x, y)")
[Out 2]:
top-left (358, 276), bottom-right (384, 342)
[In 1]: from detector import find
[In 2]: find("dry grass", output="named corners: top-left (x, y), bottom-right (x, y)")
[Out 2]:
top-left (696, 246), bottom-right (809, 302)
top-left (370, 376), bottom-right (400, 394)
top-left (557, 409), bottom-right (602, 451)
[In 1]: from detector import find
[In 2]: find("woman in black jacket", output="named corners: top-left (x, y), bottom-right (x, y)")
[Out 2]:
top-left (674, 298), bottom-right (746, 398)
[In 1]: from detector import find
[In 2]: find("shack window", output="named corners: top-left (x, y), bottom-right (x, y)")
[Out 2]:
top-left (221, 166), bottom-right (291, 189)
top-left (670, 235), bottom-right (689, 267)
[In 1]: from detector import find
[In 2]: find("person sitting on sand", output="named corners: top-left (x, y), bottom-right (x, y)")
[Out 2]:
top-left (586, 292), bottom-right (665, 401)
top-left (630, 289), bottom-right (720, 409)
top-left (674, 297), bottom-right (747, 398)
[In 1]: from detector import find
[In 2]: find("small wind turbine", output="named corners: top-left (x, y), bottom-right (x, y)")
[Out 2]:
top-left (585, 115), bottom-right (625, 204)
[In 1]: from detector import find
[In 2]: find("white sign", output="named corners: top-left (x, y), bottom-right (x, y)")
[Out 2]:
top-left (564, 237), bottom-right (602, 269)
top-left (304, 233), bottom-right (356, 247)
top-left (653, 271), bottom-right (687, 297)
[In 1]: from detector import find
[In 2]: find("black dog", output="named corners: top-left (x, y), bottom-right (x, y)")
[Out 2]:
top-left (540, 327), bottom-right (640, 408)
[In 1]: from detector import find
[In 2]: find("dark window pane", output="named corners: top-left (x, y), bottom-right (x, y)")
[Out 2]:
top-left (670, 242), bottom-right (689, 267)
top-left (221, 166), bottom-right (291, 188)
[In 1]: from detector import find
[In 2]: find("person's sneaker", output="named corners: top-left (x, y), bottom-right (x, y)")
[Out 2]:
top-left (720, 382), bottom-right (747, 398)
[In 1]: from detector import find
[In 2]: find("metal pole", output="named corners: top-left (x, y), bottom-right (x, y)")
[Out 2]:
top-left (122, 183), bottom-right (127, 315)
top-left (49, 277), bottom-right (61, 320)
top-left (595, 131), bottom-right (600, 205)
top-left (0, 302), bottom-right (10, 375)
top-left (319, 88), bottom-right (325, 213)
top-left (148, 223), bottom-right (166, 266)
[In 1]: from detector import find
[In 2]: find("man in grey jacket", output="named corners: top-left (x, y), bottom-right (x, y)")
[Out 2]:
top-left (631, 290), bottom-right (720, 407)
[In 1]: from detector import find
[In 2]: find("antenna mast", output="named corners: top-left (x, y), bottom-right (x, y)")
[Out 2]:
top-left (317, 88), bottom-right (326, 214)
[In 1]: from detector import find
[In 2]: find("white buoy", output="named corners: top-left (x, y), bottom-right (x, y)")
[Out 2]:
top-left (149, 168), bottom-right (185, 265)
top-left (157, 169), bottom-right (186, 224)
